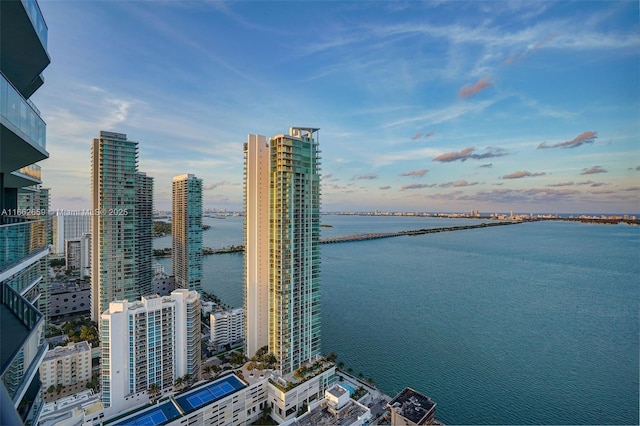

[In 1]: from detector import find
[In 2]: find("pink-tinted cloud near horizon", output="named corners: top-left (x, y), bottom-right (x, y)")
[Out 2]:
top-left (440, 180), bottom-right (479, 188)
top-left (502, 170), bottom-right (546, 179)
top-left (580, 166), bottom-right (607, 175)
top-left (399, 169), bottom-right (429, 178)
top-left (459, 77), bottom-right (493, 98)
top-left (433, 147), bottom-right (508, 163)
top-left (400, 183), bottom-right (436, 191)
top-left (537, 131), bottom-right (598, 149)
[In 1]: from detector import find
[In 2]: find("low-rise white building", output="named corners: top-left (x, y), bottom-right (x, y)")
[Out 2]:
top-left (40, 341), bottom-right (92, 394)
top-left (210, 308), bottom-right (244, 349)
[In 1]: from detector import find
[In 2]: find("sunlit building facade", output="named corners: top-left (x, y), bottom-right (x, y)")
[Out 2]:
top-left (244, 128), bottom-right (321, 374)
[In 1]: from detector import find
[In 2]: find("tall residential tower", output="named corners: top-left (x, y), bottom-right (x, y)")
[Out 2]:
top-left (244, 128), bottom-right (321, 374)
top-left (91, 131), bottom-right (153, 320)
top-left (172, 174), bottom-right (203, 293)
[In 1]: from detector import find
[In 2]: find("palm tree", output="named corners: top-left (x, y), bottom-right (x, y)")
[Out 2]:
top-left (174, 377), bottom-right (184, 390)
top-left (148, 383), bottom-right (159, 401)
top-left (203, 365), bottom-right (212, 379)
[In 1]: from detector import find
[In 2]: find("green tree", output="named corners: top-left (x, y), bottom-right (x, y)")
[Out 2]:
top-left (148, 383), bottom-right (160, 401)
top-left (203, 365), bottom-right (213, 379)
top-left (174, 377), bottom-right (184, 390)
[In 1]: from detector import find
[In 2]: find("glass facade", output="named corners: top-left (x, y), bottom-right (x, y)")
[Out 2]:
top-left (172, 174), bottom-right (203, 293)
top-left (0, 1), bottom-right (50, 422)
top-left (268, 128), bottom-right (321, 375)
top-left (91, 133), bottom-right (153, 320)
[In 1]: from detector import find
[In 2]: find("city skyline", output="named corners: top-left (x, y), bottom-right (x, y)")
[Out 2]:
top-left (34, 1), bottom-right (639, 214)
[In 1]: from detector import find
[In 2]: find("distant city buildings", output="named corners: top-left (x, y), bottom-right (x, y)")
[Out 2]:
top-left (210, 308), bottom-right (244, 350)
top-left (244, 128), bottom-right (322, 374)
top-left (90, 131), bottom-right (153, 321)
top-left (100, 289), bottom-right (201, 413)
top-left (65, 233), bottom-right (90, 276)
top-left (52, 213), bottom-right (91, 255)
top-left (172, 173), bottom-right (203, 293)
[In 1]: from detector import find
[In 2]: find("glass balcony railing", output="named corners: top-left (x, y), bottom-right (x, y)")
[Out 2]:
top-left (0, 217), bottom-right (50, 271)
top-left (14, 164), bottom-right (42, 182)
top-left (20, 0), bottom-right (48, 49)
top-left (1, 283), bottom-right (46, 405)
top-left (0, 71), bottom-right (46, 152)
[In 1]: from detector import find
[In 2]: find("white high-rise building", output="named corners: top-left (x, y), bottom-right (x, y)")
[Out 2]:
top-left (243, 134), bottom-right (270, 358)
top-left (53, 213), bottom-right (91, 255)
top-left (65, 233), bottom-right (90, 277)
top-left (100, 289), bottom-right (200, 413)
top-left (244, 128), bottom-right (321, 374)
top-left (210, 308), bottom-right (244, 349)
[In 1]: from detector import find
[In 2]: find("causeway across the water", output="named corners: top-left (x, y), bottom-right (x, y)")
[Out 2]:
top-left (320, 221), bottom-right (518, 244)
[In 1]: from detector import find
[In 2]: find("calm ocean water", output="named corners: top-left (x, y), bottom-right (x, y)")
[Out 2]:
top-left (155, 215), bottom-right (639, 425)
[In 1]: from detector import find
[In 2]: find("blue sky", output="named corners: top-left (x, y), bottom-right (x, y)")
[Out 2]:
top-left (34, 1), bottom-right (640, 213)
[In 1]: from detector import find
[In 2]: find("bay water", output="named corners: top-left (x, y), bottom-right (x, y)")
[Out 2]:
top-left (155, 215), bottom-right (639, 425)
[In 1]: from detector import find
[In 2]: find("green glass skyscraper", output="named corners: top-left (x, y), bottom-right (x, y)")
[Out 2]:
top-left (245, 127), bottom-right (321, 375)
top-left (172, 174), bottom-right (203, 293)
top-left (91, 131), bottom-right (153, 321)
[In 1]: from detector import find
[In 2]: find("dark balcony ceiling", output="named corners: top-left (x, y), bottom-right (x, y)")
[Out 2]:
top-left (0, 124), bottom-right (48, 177)
top-left (0, 0), bottom-right (50, 99)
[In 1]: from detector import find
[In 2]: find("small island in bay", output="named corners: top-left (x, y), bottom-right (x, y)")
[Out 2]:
top-left (153, 220), bottom-right (211, 237)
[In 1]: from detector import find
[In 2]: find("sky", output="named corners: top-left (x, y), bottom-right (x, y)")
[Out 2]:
top-left (33, 0), bottom-right (640, 214)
